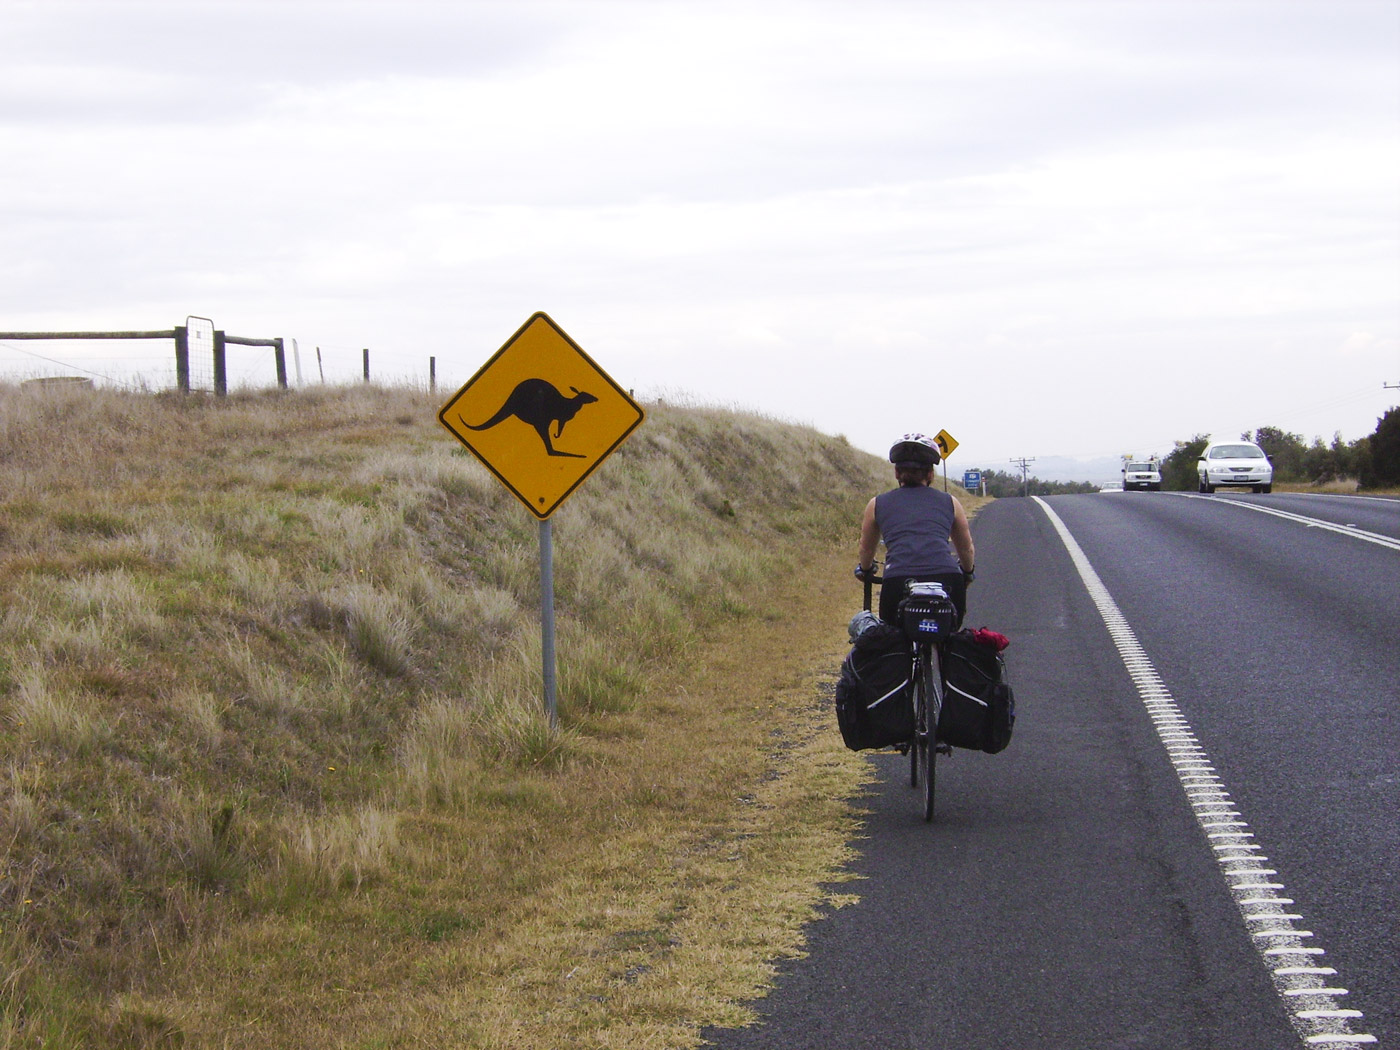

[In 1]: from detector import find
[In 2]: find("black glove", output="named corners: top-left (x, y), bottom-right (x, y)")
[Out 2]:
top-left (854, 564), bottom-right (872, 581)
top-left (962, 567), bottom-right (976, 584)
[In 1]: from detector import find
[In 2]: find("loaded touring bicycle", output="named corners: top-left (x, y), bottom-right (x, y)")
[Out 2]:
top-left (836, 565), bottom-right (1014, 822)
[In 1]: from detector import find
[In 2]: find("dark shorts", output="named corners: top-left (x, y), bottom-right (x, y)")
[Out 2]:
top-left (879, 572), bottom-right (967, 628)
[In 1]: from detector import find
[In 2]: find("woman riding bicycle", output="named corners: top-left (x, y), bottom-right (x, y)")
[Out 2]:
top-left (856, 433), bottom-right (976, 626)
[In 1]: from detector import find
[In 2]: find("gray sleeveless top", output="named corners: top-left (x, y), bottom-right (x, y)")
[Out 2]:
top-left (874, 485), bottom-right (961, 576)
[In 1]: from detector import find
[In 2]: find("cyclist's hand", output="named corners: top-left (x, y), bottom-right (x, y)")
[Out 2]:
top-left (854, 564), bottom-right (872, 581)
top-left (962, 567), bottom-right (976, 585)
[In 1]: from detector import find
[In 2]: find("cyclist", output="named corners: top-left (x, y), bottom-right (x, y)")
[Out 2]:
top-left (856, 433), bottom-right (976, 625)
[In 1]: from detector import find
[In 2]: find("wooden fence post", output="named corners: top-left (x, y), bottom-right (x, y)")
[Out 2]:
top-left (429, 356), bottom-right (436, 391)
top-left (213, 331), bottom-right (228, 397)
top-left (363, 349), bottom-right (370, 383)
top-left (273, 338), bottom-right (288, 389)
top-left (174, 327), bottom-right (190, 393)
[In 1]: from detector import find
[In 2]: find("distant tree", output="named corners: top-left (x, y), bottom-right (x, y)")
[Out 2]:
top-left (1160, 435), bottom-right (1209, 490)
top-left (1161, 425), bottom-right (1375, 488)
top-left (981, 470), bottom-right (1025, 498)
top-left (1250, 426), bottom-right (1306, 481)
top-left (1299, 431), bottom-right (1359, 484)
top-left (1359, 407), bottom-right (1400, 489)
top-left (1337, 431), bottom-right (1367, 479)
top-left (979, 469), bottom-right (1096, 498)
top-left (1027, 479), bottom-right (1098, 496)
top-left (1301, 435), bottom-right (1336, 483)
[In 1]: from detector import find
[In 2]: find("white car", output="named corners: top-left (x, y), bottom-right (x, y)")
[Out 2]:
top-left (1197, 441), bottom-right (1273, 493)
top-left (1122, 461), bottom-right (1162, 491)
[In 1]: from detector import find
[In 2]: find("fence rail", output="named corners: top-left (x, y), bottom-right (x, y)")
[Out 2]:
top-left (0, 328), bottom-right (286, 395)
top-left (0, 331), bottom-right (176, 340)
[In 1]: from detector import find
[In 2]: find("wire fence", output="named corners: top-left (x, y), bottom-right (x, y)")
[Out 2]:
top-left (0, 331), bottom-right (442, 393)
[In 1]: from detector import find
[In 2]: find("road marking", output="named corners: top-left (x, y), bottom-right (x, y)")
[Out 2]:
top-left (1184, 494), bottom-right (1400, 551)
top-left (1033, 497), bottom-right (1377, 1048)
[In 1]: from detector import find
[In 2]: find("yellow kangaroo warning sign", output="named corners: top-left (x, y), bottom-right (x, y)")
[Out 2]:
top-left (438, 312), bottom-right (645, 519)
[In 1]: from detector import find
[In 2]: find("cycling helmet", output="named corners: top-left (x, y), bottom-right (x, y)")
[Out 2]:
top-left (888, 432), bottom-right (940, 468)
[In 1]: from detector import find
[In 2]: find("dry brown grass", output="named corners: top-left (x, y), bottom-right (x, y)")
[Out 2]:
top-left (1275, 478), bottom-right (1361, 494)
top-left (0, 379), bottom-right (929, 1047)
top-left (1272, 478), bottom-right (1400, 496)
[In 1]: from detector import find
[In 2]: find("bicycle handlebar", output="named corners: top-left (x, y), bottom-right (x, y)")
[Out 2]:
top-left (858, 562), bottom-right (884, 611)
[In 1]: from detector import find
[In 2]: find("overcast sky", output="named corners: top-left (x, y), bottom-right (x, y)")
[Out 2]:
top-left (3, 0), bottom-right (1398, 471)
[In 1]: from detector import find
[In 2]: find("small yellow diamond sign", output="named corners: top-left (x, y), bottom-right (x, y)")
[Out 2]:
top-left (438, 313), bottom-right (644, 519)
top-left (934, 429), bottom-right (959, 460)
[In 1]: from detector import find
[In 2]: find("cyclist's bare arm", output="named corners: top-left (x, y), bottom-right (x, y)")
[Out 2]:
top-left (952, 500), bottom-right (975, 573)
top-left (858, 497), bottom-right (880, 573)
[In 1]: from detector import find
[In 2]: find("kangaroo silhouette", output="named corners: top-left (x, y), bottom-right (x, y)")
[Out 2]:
top-left (462, 378), bottom-right (599, 458)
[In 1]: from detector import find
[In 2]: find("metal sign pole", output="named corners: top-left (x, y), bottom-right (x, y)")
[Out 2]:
top-left (539, 518), bottom-right (558, 727)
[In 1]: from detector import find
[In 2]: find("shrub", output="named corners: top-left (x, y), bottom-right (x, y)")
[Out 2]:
top-left (1360, 407), bottom-right (1400, 489)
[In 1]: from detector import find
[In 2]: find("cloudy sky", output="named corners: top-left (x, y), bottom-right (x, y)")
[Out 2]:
top-left (3, 0), bottom-right (1398, 473)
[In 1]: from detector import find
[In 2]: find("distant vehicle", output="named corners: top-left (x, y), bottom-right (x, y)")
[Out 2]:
top-left (1197, 441), bottom-right (1273, 493)
top-left (1099, 481), bottom-right (1124, 492)
top-left (1122, 459), bottom-right (1162, 491)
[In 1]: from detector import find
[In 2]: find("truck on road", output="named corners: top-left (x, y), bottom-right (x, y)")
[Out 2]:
top-left (1122, 457), bottom-right (1162, 491)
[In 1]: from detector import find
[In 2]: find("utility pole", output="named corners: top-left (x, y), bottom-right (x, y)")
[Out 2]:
top-left (1009, 456), bottom-right (1036, 497)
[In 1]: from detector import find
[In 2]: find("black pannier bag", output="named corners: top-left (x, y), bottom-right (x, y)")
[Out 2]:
top-left (938, 629), bottom-right (1015, 754)
top-left (835, 621), bottom-right (914, 751)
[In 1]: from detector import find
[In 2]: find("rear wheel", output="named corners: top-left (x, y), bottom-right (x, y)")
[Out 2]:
top-left (919, 727), bottom-right (935, 822)
top-left (909, 716), bottom-right (919, 788)
top-left (919, 649), bottom-right (940, 822)
top-left (907, 661), bottom-right (919, 787)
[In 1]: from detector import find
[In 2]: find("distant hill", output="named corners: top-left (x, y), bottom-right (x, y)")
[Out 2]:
top-left (1030, 455), bottom-right (1129, 485)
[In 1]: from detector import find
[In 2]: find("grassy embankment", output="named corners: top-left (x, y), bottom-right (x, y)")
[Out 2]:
top-left (0, 382), bottom-right (982, 1048)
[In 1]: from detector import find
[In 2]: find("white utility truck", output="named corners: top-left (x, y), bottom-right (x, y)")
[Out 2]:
top-left (1122, 457), bottom-right (1162, 491)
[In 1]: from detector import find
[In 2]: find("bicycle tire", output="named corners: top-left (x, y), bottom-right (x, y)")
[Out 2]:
top-left (920, 645), bottom-right (940, 822)
top-left (909, 647), bottom-right (923, 788)
top-left (909, 695), bottom-right (920, 790)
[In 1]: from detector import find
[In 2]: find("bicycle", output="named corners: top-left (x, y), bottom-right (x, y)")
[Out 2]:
top-left (861, 565), bottom-right (960, 822)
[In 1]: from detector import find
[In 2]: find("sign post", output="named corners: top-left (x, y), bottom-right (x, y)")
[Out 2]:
top-left (539, 518), bottom-right (557, 721)
top-left (438, 312), bottom-right (644, 725)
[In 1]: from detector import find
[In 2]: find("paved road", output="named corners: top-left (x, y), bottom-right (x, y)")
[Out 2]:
top-left (703, 492), bottom-right (1397, 1050)
top-left (1208, 491), bottom-right (1400, 541)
